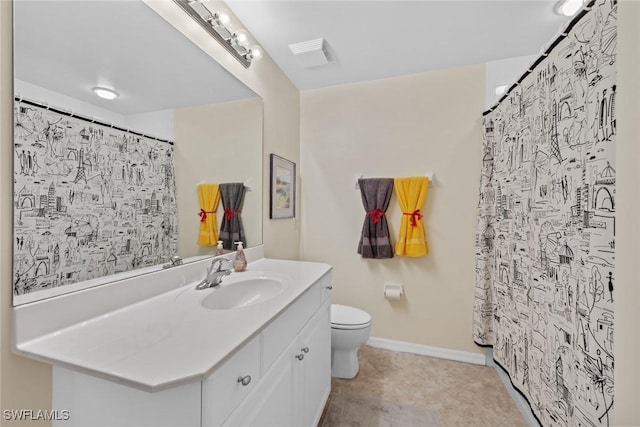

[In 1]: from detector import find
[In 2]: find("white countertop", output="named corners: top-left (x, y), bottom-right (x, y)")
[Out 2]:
top-left (14, 258), bottom-right (332, 392)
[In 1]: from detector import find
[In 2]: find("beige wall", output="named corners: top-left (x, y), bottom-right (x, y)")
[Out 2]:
top-left (300, 64), bottom-right (485, 354)
top-left (143, 1), bottom-right (301, 262)
top-left (174, 98), bottom-right (263, 256)
top-left (613, 1), bottom-right (640, 425)
top-left (0, 0), bottom-right (300, 422)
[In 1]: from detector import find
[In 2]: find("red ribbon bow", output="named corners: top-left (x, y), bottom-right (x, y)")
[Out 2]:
top-left (224, 207), bottom-right (240, 221)
top-left (403, 209), bottom-right (423, 227)
top-left (198, 209), bottom-right (216, 223)
top-left (366, 208), bottom-right (385, 224)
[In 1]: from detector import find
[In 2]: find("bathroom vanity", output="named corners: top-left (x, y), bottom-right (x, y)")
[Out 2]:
top-left (12, 250), bottom-right (332, 427)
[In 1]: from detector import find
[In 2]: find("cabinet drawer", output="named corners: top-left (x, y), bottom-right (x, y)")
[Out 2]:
top-left (261, 279), bottom-right (324, 373)
top-left (202, 334), bottom-right (261, 427)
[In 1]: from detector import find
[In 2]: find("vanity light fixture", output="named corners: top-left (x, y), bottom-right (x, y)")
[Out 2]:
top-left (555, 0), bottom-right (584, 16)
top-left (175, 0), bottom-right (263, 68)
top-left (248, 45), bottom-right (263, 61)
top-left (211, 10), bottom-right (231, 26)
top-left (92, 87), bottom-right (119, 100)
top-left (234, 30), bottom-right (249, 47)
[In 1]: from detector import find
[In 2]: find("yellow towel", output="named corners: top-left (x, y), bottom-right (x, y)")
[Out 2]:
top-left (394, 176), bottom-right (429, 257)
top-left (197, 183), bottom-right (220, 246)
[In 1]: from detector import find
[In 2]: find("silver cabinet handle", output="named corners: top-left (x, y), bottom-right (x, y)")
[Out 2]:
top-left (301, 347), bottom-right (310, 353)
top-left (295, 354), bottom-right (304, 361)
top-left (326, 285), bottom-right (333, 290)
top-left (237, 375), bottom-right (251, 386)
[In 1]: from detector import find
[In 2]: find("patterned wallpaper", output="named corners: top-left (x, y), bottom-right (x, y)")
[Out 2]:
top-left (13, 100), bottom-right (178, 297)
top-left (474, 1), bottom-right (616, 425)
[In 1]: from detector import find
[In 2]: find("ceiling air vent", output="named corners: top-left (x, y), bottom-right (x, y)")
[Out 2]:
top-left (288, 38), bottom-right (330, 68)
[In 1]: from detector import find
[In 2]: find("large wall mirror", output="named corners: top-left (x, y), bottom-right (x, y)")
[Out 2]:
top-left (13, 0), bottom-right (263, 305)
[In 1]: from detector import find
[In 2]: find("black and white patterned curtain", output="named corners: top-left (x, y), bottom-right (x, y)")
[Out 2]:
top-left (474, 1), bottom-right (617, 425)
top-left (13, 100), bottom-right (178, 297)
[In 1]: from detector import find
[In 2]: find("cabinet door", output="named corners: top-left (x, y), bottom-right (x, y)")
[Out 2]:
top-left (202, 335), bottom-right (261, 427)
top-left (223, 338), bottom-right (297, 427)
top-left (297, 302), bottom-right (331, 427)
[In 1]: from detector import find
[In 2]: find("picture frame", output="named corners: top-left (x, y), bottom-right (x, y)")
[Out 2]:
top-left (269, 154), bottom-right (296, 219)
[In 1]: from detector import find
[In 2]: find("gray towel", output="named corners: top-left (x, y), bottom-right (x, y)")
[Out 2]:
top-left (219, 183), bottom-right (246, 250)
top-left (357, 178), bottom-right (394, 259)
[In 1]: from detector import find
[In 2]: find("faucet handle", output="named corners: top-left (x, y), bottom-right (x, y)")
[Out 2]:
top-left (211, 258), bottom-right (232, 272)
top-left (163, 255), bottom-right (183, 269)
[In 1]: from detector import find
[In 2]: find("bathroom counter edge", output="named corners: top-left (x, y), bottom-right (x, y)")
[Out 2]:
top-left (12, 257), bottom-right (333, 393)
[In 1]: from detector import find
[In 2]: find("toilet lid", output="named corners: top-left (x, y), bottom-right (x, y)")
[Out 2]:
top-left (331, 304), bottom-right (371, 327)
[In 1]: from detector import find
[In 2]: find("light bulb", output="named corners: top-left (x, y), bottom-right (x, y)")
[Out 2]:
top-left (555, 0), bottom-right (584, 16)
top-left (495, 85), bottom-right (508, 96)
top-left (217, 10), bottom-right (231, 26)
top-left (249, 45), bottom-right (263, 61)
top-left (92, 87), bottom-right (119, 100)
top-left (235, 30), bottom-right (249, 47)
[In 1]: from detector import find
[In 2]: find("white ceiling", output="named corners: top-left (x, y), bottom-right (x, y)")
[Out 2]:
top-left (14, 1), bottom-right (574, 112)
top-left (227, 0), bottom-right (573, 90)
top-left (14, 0), bottom-right (257, 115)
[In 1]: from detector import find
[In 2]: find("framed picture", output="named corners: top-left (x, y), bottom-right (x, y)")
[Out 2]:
top-left (270, 154), bottom-right (296, 219)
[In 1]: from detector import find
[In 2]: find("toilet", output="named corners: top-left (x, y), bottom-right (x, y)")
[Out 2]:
top-left (330, 304), bottom-right (372, 379)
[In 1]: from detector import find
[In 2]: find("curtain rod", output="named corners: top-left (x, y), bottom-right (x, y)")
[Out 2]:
top-left (14, 96), bottom-right (175, 146)
top-left (482, 0), bottom-right (598, 117)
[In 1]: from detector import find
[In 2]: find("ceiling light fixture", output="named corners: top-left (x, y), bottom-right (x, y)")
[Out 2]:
top-left (495, 85), bottom-right (508, 97)
top-left (92, 87), bottom-right (119, 100)
top-left (175, 0), bottom-right (262, 68)
top-left (555, 0), bottom-right (584, 16)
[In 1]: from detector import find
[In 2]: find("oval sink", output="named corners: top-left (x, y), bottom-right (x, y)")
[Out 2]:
top-left (201, 278), bottom-right (284, 310)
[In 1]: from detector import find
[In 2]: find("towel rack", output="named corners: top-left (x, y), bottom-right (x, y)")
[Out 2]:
top-left (354, 172), bottom-right (435, 189)
top-left (197, 179), bottom-right (253, 191)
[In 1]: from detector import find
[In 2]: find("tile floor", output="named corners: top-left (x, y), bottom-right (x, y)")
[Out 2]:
top-left (321, 345), bottom-right (529, 427)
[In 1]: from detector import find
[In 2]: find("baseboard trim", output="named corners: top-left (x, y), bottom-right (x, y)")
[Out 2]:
top-left (366, 337), bottom-right (486, 366)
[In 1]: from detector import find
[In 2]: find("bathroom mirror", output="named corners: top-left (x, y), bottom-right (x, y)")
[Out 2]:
top-left (12, 0), bottom-right (263, 305)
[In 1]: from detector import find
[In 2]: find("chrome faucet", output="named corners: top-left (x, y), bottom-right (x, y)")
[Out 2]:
top-left (162, 255), bottom-right (183, 269)
top-left (195, 259), bottom-right (232, 290)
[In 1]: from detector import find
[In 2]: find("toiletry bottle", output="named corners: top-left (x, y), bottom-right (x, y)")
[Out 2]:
top-left (233, 241), bottom-right (247, 272)
top-left (215, 240), bottom-right (224, 256)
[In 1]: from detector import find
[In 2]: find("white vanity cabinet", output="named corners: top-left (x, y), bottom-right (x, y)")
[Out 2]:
top-left (209, 273), bottom-right (332, 427)
top-left (221, 302), bottom-right (330, 427)
top-left (51, 269), bottom-right (332, 427)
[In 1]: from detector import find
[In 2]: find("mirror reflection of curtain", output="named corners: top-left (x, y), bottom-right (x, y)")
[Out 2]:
top-left (219, 183), bottom-right (246, 250)
top-left (12, 100), bottom-right (178, 297)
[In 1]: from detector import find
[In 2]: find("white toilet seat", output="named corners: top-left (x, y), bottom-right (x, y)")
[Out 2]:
top-left (331, 304), bottom-right (372, 330)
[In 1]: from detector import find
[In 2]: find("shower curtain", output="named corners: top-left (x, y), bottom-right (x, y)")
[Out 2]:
top-left (473, 1), bottom-right (617, 425)
top-left (13, 99), bottom-right (178, 296)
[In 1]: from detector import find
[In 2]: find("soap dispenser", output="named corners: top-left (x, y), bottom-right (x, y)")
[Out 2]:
top-left (233, 241), bottom-right (247, 272)
top-left (215, 240), bottom-right (224, 256)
